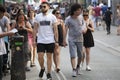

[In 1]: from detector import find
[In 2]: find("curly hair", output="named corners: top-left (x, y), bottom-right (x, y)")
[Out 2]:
top-left (70, 3), bottom-right (82, 16)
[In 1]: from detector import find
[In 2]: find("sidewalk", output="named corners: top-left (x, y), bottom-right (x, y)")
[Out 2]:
top-left (93, 25), bottom-right (120, 52)
top-left (3, 66), bottom-right (39, 80)
top-left (3, 25), bottom-right (120, 80)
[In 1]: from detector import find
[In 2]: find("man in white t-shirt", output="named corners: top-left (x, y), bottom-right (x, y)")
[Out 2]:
top-left (0, 5), bottom-right (14, 80)
top-left (33, 2), bottom-right (58, 79)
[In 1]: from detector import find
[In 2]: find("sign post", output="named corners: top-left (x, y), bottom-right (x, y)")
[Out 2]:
top-left (10, 36), bottom-right (26, 80)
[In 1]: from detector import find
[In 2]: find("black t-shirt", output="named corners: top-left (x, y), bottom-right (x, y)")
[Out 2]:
top-left (104, 10), bottom-right (112, 21)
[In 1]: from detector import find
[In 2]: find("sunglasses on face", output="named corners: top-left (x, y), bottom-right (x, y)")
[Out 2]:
top-left (41, 6), bottom-right (46, 9)
top-left (56, 12), bottom-right (60, 14)
top-left (83, 14), bottom-right (88, 17)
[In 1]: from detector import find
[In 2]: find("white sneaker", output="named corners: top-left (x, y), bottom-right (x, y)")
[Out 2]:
top-left (76, 67), bottom-right (81, 75)
top-left (86, 66), bottom-right (91, 71)
top-left (72, 70), bottom-right (77, 77)
top-left (80, 63), bottom-right (84, 70)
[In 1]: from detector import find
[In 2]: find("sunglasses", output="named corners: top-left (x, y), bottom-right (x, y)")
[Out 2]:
top-left (83, 15), bottom-right (88, 16)
top-left (41, 6), bottom-right (46, 8)
top-left (56, 12), bottom-right (60, 14)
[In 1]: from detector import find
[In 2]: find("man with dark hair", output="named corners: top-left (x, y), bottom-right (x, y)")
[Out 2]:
top-left (104, 7), bottom-right (112, 34)
top-left (33, 2), bottom-right (58, 79)
top-left (65, 3), bottom-right (87, 77)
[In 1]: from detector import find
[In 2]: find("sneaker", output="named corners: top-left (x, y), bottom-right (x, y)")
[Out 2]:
top-left (25, 67), bottom-right (31, 71)
top-left (72, 70), bottom-right (77, 77)
top-left (30, 63), bottom-right (36, 67)
top-left (56, 68), bottom-right (60, 73)
top-left (39, 68), bottom-right (45, 78)
top-left (76, 67), bottom-right (81, 75)
top-left (86, 66), bottom-right (91, 71)
top-left (47, 73), bottom-right (52, 80)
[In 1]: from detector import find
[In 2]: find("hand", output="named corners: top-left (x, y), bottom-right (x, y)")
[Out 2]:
top-left (55, 42), bottom-right (59, 49)
top-left (33, 42), bottom-right (37, 48)
top-left (7, 32), bottom-right (15, 36)
top-left (62, 41), bottom-right (67, 47)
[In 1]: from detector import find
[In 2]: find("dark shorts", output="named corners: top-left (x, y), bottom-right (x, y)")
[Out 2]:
top-left (37, 43), bottom-right (55, 53)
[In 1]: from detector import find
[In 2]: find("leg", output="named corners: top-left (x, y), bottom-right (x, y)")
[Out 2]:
top-left (105, 21), bottom-right (109, 34)
top-left (117, 25), bottom-right (120, 35)
top-left (85, 47), bottom-right (91, 71)
top-left (46, 53), bottom-right (53, 73)
top-left (69, 41), bottom-right (77, 70)
top-left (38, 53), bottom-right (44, 69)
top-left (31, 46), bottom-right (36, 67)
top-left (81, 47), bottom-right (85, 66)
top-left (53, 45), bottom-right (60, 71)
top-left (85, 48), bottom-right (90, 66)
top-left (38, 52), bottom-right (45, 78)
top-left (32, 47), bottom-right (36, 64)
top-left (71, 57), bottom-right (76, 70)
top-left (69, 41), bottom-right (77, 77)
top-left (76, 42), bottom-right (83, 75)
top-left (46, 43), bottom-right (54, 79)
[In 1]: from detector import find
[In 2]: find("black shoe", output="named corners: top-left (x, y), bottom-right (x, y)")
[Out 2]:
top-left (47, 73), bottom-right (52, 80)
top-left (39, 68), bottom-right (45, 78)
top-left (25, 67), bottom-right (31, 71)
top-left (56, 68), bottom-right (60, 73)
top-left (30, 63), bottom-right (36, 67)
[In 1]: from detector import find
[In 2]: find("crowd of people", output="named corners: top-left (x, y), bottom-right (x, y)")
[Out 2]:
top-left (0, 1), bottom-right (120, 80)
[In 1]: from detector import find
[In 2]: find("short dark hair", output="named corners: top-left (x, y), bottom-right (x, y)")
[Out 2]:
top-left (27, 9), bottom-right (35, 17)
top-left (41, 2), bottom-right (50, 7)
top-left (52, 9), bottom-right (57, 14)
top-left (0, 5), bottom-right (6, 13)
top-left (70, 3), bottom-right (82, 15)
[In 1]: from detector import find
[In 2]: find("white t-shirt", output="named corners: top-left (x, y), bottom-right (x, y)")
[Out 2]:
top-left (0, 27), bottom-right (6, 55)
top-left (34, 13), bottom-right (57, 44)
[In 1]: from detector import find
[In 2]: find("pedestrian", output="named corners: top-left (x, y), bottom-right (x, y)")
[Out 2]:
top-left (15, 13), bottom-right (33, 71)
top-left (0, 5), bottom-right (11, 76)
top-left (27, 9), bottom-right (36, 67)
top-left (93, 3), bottom-right (101, 30)
top-left (0, 4), bottom-right (14, 80)
top-left (116, 4), bottom-right (120, 35)
top-left (65, 3), bottom-right (87, 77)
top-left (82, 9), bottom-right (94, 71)
top-left (52, 9), bottom-right (67, 73)
top-left (33, 2), bottom-right (58, 79)
top-left (104, 7), bottom-right (112, 35)
top-left (101, 2), bottom-right (108, 30)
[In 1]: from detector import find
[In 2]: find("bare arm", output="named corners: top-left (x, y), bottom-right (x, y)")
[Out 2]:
top-left (87, 20), bottom-right (94, 32)
top-left (33, 22), bottom-right (38, 47)
top-left (61, 20), bottom-right (67, 46)
top-left (25, 21), bottom-right (33, 33)
top-left (53, 22), bottom-right (58, 43)
top-left (65, 25), bottom-right (68, 43)
top-left (0, 32), bottom-right (14, 38)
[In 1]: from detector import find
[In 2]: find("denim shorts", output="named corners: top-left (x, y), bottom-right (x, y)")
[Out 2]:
top-left (69, 41), bottom-right (83, 58)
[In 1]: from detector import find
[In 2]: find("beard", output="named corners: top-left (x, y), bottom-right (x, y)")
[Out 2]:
top-left (42, 9), bottom-right (48, 14)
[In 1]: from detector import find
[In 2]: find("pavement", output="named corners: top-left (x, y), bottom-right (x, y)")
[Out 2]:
top-left (3, 25), bottom-right (120, 80)
top-left (93, 25), bottom-right (120, 53)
